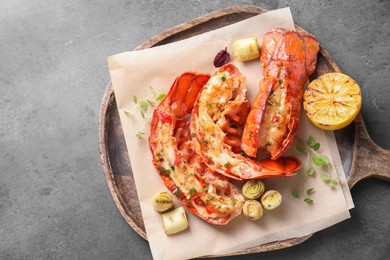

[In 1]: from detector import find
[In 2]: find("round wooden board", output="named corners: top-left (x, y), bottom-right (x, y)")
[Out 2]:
top-left (98, 5), bottom-right (390, 257)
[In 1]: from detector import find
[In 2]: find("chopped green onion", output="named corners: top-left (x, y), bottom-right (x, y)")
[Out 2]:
top-left (189, 188), bottom-right (197, 195)
top-left (173, 188), bottom-right (182, 198)
top-left (158, 168), bottom-right (171, 175)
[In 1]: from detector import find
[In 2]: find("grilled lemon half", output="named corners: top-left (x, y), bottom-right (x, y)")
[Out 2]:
top-left (303, 73), bottom-right (362, 130)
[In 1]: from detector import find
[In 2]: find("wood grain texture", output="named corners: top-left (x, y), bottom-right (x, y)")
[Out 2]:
top-left (98, 4), bottom-right (390, 256)
top-left (348, 113), bottom-right (390, 188)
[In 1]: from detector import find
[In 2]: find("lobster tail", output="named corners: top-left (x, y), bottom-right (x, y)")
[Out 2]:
top-left (242, 28), bottom-right (320, 160)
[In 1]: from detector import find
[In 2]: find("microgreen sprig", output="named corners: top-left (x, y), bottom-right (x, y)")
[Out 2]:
top-left (291, 167), bottom-right (316, 205)
top-left (124, 86), bottom-right (166, 138)
top-left (292, 135), bottom-right (339, 205)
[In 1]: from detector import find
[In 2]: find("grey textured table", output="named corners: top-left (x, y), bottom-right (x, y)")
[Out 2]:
top-left (1, 0), bottom-right (389, 259)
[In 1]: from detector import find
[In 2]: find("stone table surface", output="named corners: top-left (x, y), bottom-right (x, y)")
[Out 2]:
top-left (1, 0), bottom-right (389, 259)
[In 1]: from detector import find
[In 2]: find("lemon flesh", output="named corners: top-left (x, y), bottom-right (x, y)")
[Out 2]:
top-left (303, 73), bottom-right (362, 130)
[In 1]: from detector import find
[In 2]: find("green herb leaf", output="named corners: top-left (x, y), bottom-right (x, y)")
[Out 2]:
top-left (140, 101), bottom-right (148, 111)
top-left (133, 96), bottom-right (138, 104)
top-left (306, 188), bottom-right (315, 195)
top-left (224, 162), bottom-right (231, 168)
top-left (124, 110), bottom-right (132, 116)
top-left (313, 155), bottom-right (330, 166)
top-left (328, 178), bottom-right (339, 188)
top-left (232, 198), bottom-right (238, 205)
top-left (156, 94), bottom-right (166, 101)
top-left (136, 131), bottom-right (145, 138)
top-left (291, 190), bottom-right (300, 198)
top-left (312, 143), bottom-right (320, 151)
top-left (136, 132), bottom-right (144, 138)
top-left (266, 141), bottom-right (272, 147)
top-left (307, 136), bottom-right (317, 147)
top-left (140, 110), bottom-right (145, 119)
top-left (294, 135), bottom-right (338, 199)
top-left (147, 99), bottom-right (155, 106)
top-left (307, 136), bottom-right (320, 150)
top-left (304, 198), bottom-right (314, 204)
top-left (296, 145), bottom-right (308, 153)
top-left (221, 75), bottom-right (227, 82)
top-left (306, 167), bottom-right (315, 176)
top-left (320, 173), bottom-right (331, 182)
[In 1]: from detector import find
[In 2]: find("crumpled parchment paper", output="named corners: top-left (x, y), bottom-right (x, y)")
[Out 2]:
top-left (108, 8), bottom-right (353, 260)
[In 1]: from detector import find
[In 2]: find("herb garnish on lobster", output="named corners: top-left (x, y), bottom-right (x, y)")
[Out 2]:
top-left (190, 63), bottom-right (300, 180)
top-left (149, 72), bottom-right (245, 225)
top-left (242, 28), bottom-right (321, 159)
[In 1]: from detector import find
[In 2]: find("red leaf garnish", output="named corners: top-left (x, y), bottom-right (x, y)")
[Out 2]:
top-left (213, 47), bottom-right (230, 67)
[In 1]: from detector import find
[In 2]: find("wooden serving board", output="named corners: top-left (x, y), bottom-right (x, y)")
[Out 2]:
top-left (98, 5), bottom-right (390, 257)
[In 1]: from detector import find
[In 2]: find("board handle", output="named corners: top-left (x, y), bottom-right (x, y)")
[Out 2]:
top-left (348, 113), bottom-right (390, 188)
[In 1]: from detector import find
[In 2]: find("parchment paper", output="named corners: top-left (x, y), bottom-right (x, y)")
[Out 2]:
top-left (108, 8), bottom-right (354, 260)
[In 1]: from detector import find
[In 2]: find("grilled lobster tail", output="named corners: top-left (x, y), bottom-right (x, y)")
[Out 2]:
top-left (190, 63), bottom-right (301, 180)
top-left (241, 28), bottom-right (320, 159)
top-left (149, 72), bottom-right (245, 225)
